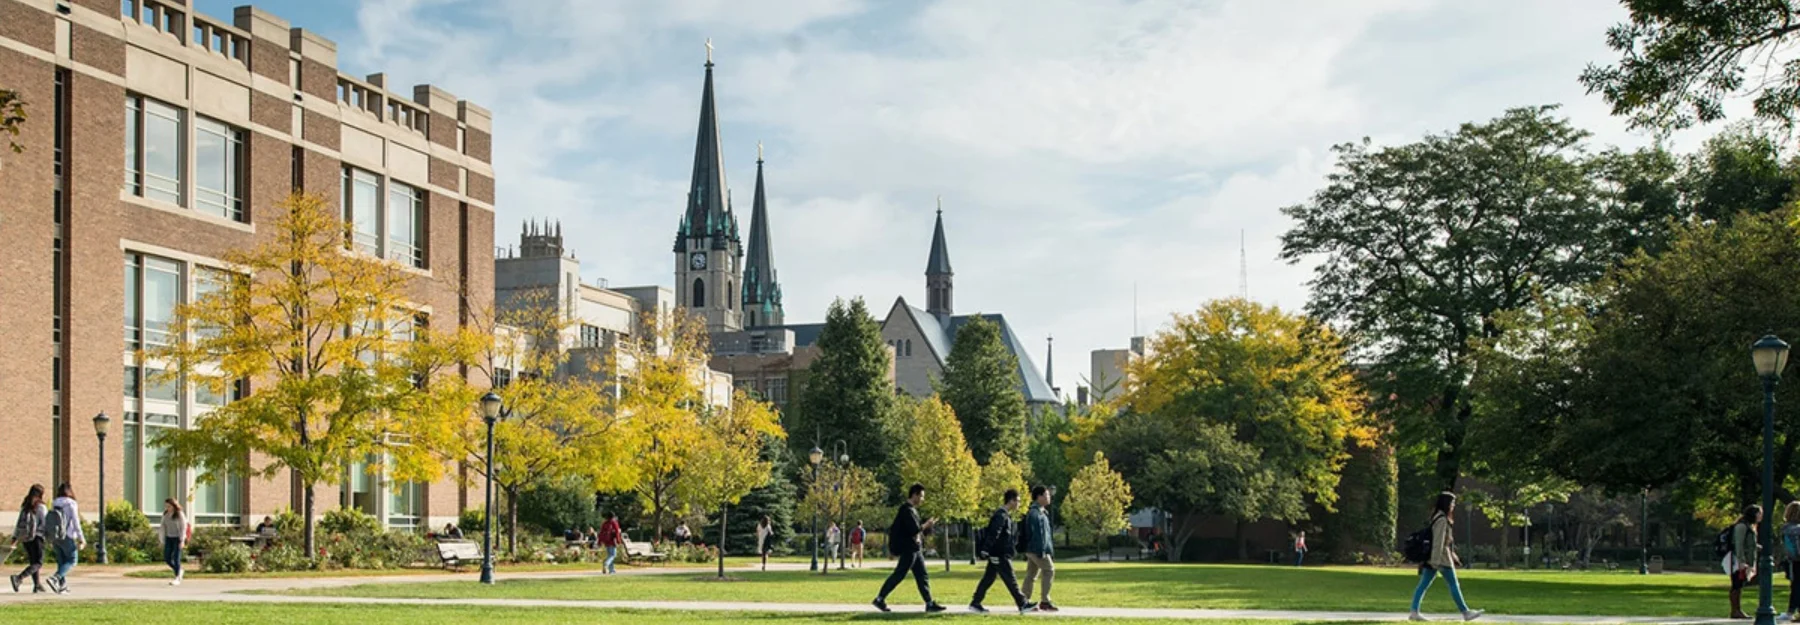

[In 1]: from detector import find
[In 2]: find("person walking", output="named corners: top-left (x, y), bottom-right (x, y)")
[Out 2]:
top-left (160, 499), bottom-right (189, 585)
top-left (873, 484), bottom-right (944, 613)
top-left (8, 484), bottom-right (47, 593)
top-left (825, 522), bottom-right (842, 565)
top-left (1409, 492), bottom-right (1482, 622)
top-left (1726, 504), bottom-right (1762, 619)
top-left (1020, 485), bottom-right (1058, 612)
top-left (598, 512), bottom-right (623, 575)
top-left (850, 521), bottom-right (866, 568)
top-left (1780, 502), bottom-right (1800, 621)
top-left (970, 488), bottom-right (1029, 614)
top-left (45, 483), bottom-right (84, 595)
top-left (1295, 530), bottom-right (1309, 567)
top-left (756, 516), bottom-right (775, 571)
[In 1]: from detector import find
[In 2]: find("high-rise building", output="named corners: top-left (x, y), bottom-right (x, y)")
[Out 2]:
top-left (0, 0), bottom-right (495, 529)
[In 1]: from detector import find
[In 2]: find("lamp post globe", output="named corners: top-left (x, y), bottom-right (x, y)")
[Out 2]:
top-left (1751, 334), bottom-right (1789, 625)
top-left (479, 391), bottom-right (504, 585)
top-left (93, 412), bottom-right (111, 564)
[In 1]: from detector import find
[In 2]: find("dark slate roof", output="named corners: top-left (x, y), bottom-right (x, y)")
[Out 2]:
top-left (926, 209), bottom-right (952, 275)
top-left (742, 156), bottom-right (781, 311)
top-left (674, 58), bottom-right (737, 248)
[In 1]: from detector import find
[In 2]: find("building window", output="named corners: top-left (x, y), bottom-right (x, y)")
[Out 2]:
top-left (766, 378), bottom-right (787, 407)
top-left (494, 368), bottom-right (512, 388)
top-left (195, 117), bottom-right (245, 222)
top-left (191, 472), bottom-right (243, 526)
top-left (691, 277), bottom-right (705, 308)
top-left (344, 167), bottom-right (382, 256)
top-left (580, 324), bottom-right (602, 349)
top-left (122, 411), bottom-right (179, 513)
top-left (905, 339), bottom-right (912, 358)
top-left (388, 480), bottom-right (424, 530)
top-left (125, 95), bottom-right (185, 206)
top-left (124, 253), bottom-right (182, 350)
top-left (386, 181), bottom-right (423, 267)
top-left (342, 167), bottom-right (426, 269)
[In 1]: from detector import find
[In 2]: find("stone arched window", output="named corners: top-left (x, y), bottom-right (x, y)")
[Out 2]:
top-left (691, 277), bottom-right (705, 308)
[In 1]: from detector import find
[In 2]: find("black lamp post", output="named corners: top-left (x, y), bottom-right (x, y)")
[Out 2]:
top-left (92, 412), bottom-right (110, 564)
top-left (834, 440), bottom-right (848, 571)
top-left (1639, 488), bottom-right (1650, 575)
top-left (479, 391), bottom-right (507, 585)
top-left (1752, 334), bottom-right (1790, 625)
top-left (808, 443), bottom-right (823, 572)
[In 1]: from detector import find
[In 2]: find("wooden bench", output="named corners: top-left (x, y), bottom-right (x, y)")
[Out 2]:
top-left (436, 540), bottom-right (484, 570)
top-left (624, 540), bottom-right (666, 562)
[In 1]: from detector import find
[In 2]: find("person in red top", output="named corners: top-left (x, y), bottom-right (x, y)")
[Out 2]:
top-left (850, 521), bottom-right (866, 568)
top-left (598, 512), bottom-right (623, 575)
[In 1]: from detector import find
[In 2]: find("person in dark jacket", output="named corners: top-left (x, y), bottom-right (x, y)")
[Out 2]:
top-left (969, 489), bottom-right (1028, 614)
top-left (873, 483), bottom-right (945, 613)
top-left (1021, 485), bottom-right (1058, 612)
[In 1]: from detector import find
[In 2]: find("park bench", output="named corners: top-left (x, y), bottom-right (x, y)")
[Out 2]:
top-left (624, 540), bottom-right (666, 563)
top-left (436, 540), bottom-right (484, 570)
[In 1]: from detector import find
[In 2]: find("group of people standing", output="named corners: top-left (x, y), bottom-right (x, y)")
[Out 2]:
top-left (1719, 502), bottom-right (1800, 620)
top-left (7, 484), bottom-right (188, 594)
top-left (871, 483), bottom-right (1059, 614)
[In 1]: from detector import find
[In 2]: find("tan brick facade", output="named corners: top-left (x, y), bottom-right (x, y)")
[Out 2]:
top-left (0, 0), bottom-right (496, 530)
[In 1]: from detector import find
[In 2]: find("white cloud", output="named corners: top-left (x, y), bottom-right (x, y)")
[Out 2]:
top-left (333, 0), bottom-right (1652, 394)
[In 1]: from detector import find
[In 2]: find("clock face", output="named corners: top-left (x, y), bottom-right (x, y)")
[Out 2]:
top-left (690, 252), bottom-right (707, 270)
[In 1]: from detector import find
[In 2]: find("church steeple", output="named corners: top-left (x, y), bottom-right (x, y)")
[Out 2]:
top-left (673, 38), bottom-right (737, 252)
top-left (742, 142), bottom-right (784, 328)
top-left (926, 197), bottom-right (954, 322)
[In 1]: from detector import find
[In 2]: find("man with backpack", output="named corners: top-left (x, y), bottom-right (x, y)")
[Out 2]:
top-left (872, 484), bottom-right (945, 613)
top-left (1721, 504), bottom-right (1762, 620)
top-left (969, 489), bottom-right (1028, 614)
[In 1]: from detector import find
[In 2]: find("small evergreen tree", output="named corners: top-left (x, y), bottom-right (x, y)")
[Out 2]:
top-left (791, 298), bottom-right (897, 484)
top-left (940, 316), bottom-right (1028, 464)
top-left (727, 435), bottom-right (797, 554)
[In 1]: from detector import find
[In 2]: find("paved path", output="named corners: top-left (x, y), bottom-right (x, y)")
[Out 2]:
top-left (0, 564), bottom-right (1737, 623)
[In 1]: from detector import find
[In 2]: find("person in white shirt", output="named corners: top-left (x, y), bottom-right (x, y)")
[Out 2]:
top-left (161, 499), bottom-right (190, 585)
top-left (756, 516), bottom-right (775, 571)
top-left (826, 522), bottom-right (842, 565)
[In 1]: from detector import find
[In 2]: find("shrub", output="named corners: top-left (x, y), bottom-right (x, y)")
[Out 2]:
top-left (257, 544), bottom-right (313, 572)
top-left (188, 526), bottom-right (237, 560)
top-left (371, 530), bottom-right (427, 568)
top-left (320, 507), bottom-right (381, 536)
top-left (460, 508), bottom-right (487, 534)
top-left (204, 543), bottom-right (252, 573)
top-left (519, 478), bottom-right (603, 535)
top-left (103, 499), bottom-right (151, 533)
top-left (664, 542), bottom-right (715, 564)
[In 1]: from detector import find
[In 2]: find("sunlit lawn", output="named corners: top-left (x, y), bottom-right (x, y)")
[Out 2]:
top-left (270, 560), bottom-right (1738, 616)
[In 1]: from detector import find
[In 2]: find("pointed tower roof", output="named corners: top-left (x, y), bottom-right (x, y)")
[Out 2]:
top-left (743, 142), bottom-right (780, 309)
top-left (681, 39), bottom-right (732, 240)
top-left (926, 197), bottom-right (953, 275)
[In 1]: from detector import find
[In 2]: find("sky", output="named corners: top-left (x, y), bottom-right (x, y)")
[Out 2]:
top-left (195, 0), bottom-right (1709, 396)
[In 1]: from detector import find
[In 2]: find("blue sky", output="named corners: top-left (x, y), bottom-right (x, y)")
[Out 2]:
top-left (196, 0), bottom-right (1704, 394)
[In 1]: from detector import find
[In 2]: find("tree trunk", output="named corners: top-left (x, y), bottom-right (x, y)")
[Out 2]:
top-left (1432, 385), bottom-right (1468, 491)
top-left (943, 524), bottom-right (952, 572)
top-left (303, 483), bottom-right (316, 558)
top-left (1499, 500), bottom-right (1512, 569)
top-left (718, 504), bottom-right (728, 579)
top-left (507, 486), bottom-right (520, 558)
top-left (1235, 520), bottom-right (1249, 561)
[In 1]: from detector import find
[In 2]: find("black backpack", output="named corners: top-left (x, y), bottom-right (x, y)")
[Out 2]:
top-left (1402, 516), bottom-right (1438, 563)
top-left (1716, 524), bottom-right (1739, 559)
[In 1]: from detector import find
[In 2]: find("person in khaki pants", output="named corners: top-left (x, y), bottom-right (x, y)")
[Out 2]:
top-left (1020, 485), bottom-right (1058, 612)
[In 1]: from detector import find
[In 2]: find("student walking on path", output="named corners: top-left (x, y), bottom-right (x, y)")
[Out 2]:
top-left (161, 499), bottom-right (190, 585)
top-left (8, 484), bottom-right (47, 593)
top-left (969, 488), bottom-right (1029, 614)
top-left (849, 521), bottom-right (865, 568)
top-left (1021, 486), bottom-right (1058, 612)
top-left (873, 484), bottom-right (945, 613)
top-left (45, 483), bottom-right (85, 595)
top-left (1294, 530), bottom-right (1308, 567)
top-left (825, 522), bottom-right (841, 565)
top-left (1410, 492), bottom-right (1482, 622)
top-left (598, 512), bottom-right (623, 575)
top-left (1780, 502), bottom-right (1800, 621)
top-left (1726, 504), bottom-right (1762, 619)
top-left (756, 516), bottom-right (774, 571)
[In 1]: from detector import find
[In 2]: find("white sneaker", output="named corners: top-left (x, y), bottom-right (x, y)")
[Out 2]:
top-left (1409, 612), bottom-right (1427, 622)
top-left (1462, 610), bottom-right (1484, 622)
top-left (1778, 613), bottom-right (1792, 623)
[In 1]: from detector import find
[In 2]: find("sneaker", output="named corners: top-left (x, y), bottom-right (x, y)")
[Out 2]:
top-left (170, 578), bottom-right (181, 586)
top-left (925, 603), bottom-right (948, 613)
top-left (1019, 603), bottom-right (1035, 614)
top-left (8, 573), bottom-right (18, 593)
top-left (1409, 612), bottom-right (1428, 622)
top-left (872, 598), bottom-right (890, 613)
top-left (969, 604), bottom-right (988, 613)
top-left (45, 577), bottom-right (61, 594)
top-left (1778, 614), bottom-right (1790, 623)
top-left (1038, 602), bottom-right (1060, 613)
top-left (1462, 610), bottom-right (1484, 622)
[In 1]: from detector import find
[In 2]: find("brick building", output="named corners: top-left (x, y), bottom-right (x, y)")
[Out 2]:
top-left (0, 0), bottom-right (495, 529)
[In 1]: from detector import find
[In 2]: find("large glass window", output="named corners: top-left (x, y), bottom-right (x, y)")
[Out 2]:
top-left (124, 95), bottom-right (184, 206)
top-left (343, 168), bottom-right (382, 256)
top-left (342, 168), bottom-right (426, 269)
top-left (195, 117), bottom-right (244, 221)
top-left (141, 256), bottom-right (180, 348)
top-left (387, 181), bottom-right (422, 267)
top-left (388, 480), bottom-right (423, 530)
top-left (192, 471), bottom-right (243, 526)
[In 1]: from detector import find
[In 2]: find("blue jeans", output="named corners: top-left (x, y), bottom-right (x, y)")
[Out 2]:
top-left (604, 545), bottom-right (618, 573)
top-left (1411, 565), bottom-right (1470, 612)
top-left (164, 537), bottom-right (183, 576)
top-left (51, 539), bottom-right (77, 582)
top-left (1296, 550), bottom-right (1306, 567)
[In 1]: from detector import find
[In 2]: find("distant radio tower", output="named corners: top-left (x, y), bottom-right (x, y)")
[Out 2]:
top-left (1238, 230), bottom-right (1248, 300)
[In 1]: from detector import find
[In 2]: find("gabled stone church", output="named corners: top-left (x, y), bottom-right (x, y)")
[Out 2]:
top-left (675, 51), bottom-right (1057, 409)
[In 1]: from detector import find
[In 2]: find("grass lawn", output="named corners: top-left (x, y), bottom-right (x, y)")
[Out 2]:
top-left (274, 561), bottom-right (1739, 617)
top-left (7, 601), bottom-right (1345, 624)
top-left (122, 559), bottom-right (700, 580)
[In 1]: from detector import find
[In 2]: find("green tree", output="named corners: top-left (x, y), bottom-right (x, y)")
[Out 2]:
top-left (799, 459), bottom-right (886, 563)
top-left (896, 396), bottom-right (982, 571)
top-left (940, 316), bottom-right (1029, 464)
top-left (675, 391), bottom-right (785, 578)
top-left (1064, 452), bottom-right (1133, 559)
top-left (1026, 402), bottom-right (1075, 516)
top-left (156, 192), bottom-right (474, 556)
top-left (1280, 107), bottom-right (1642, 491)
top-left (1110, 416), bottom-right (1269, 562)
top-left (791, 298), bottom-right (897, 484)
top-left (1581, 1), bottom-right (1800, 133)
top-left (0, 88), bottom-right (23, 164)
top-left (726, 436), bottom-right (797, 556)
top-left (1679, 124), bottom-right (1800, 222)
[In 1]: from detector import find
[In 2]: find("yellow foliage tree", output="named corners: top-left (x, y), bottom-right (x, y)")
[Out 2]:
top-left (156, 192), bottom-right (476, 555)
top-left (1064, 451), bottom-right (1134, 558)
top-left (614, 308), bottom-right (712, 541)
top-left (896, 396), bottom-right (982, 571)
top-left (675, 390), bottom-right (785, 577)
top-left (800, 459), bottom-right (887, 568)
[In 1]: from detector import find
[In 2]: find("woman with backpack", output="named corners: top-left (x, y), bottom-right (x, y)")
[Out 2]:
top-left (1409, 492), bottom-right (1482, 622)
top-left (8, 484), bottom-right (47, 593)
top-left (161, 499), bottom-right (190, 585)
top-left (1780, 502), bottom-right (1800, 621)
top-left (46, 483), bottom-right (85, 595)
top-left (1724, 505), bottom-right (1762, 619)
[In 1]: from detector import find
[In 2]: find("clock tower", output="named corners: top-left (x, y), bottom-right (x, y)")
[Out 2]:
top-left (673, 41), bottom-right (743, 333)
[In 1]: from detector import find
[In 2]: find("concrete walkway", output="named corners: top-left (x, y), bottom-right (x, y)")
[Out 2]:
top-left (0, 564), bottom-right (1737, 623)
